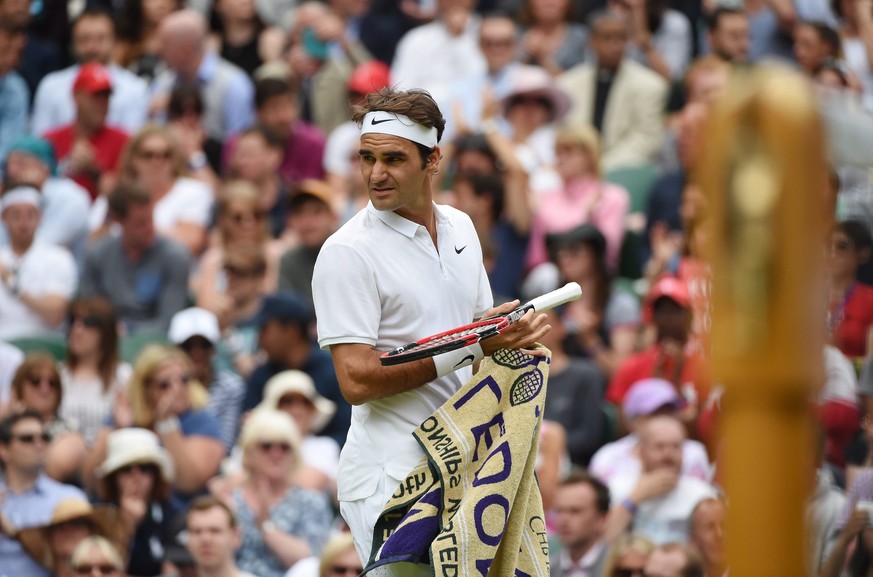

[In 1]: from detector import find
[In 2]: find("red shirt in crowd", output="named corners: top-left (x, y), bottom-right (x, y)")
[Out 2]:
top-left (44, 125), bottom-right (129, 200)
top-left (606, 344), bottom-right (711, 408)
top-left (830, 282), bottom-right (873, 359)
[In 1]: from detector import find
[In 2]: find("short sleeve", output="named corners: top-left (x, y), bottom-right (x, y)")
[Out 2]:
top-left (604, 290), bottom-right (641, 330)
top-left (37, 249), bottom-right (78, 298)
top-left (179, 410), bottom-right (223, 442)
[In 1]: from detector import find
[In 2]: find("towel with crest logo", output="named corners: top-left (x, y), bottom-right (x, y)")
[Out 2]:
top-left (363, 347), bottom-right (552, 577)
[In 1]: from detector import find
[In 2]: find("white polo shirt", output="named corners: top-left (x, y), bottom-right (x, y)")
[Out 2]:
top-left (312, 201), bottom-right (493, 502)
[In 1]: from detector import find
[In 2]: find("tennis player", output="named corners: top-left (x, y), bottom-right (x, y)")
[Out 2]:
top-left (311, 88), bottom-right (550, 575)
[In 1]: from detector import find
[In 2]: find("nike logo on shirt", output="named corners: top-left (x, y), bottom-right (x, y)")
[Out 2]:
top-left (455, 245), bottom-right (467, 254)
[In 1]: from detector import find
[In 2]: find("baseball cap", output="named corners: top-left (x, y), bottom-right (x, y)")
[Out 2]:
top-left (168, 307), bottom-right (221, 345)
top-left (73, 63), bottom-right (113, 94)
top-left (643, 275), bottom-right (691, 323)
top-left (253, 293), bottom-right (313, 327)
top-left (622, 378), bottom-right (686, 420)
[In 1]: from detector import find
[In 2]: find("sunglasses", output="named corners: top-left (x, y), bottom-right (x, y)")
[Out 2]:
top-left (230, 211), bottom-right (265, 225)
top-left (26, 375), bottom-right (60, 389)
top-left (150, 374), bottom-right (192, 391)
top-left (329, 566), bottom-right (363, 575)
top-left (613, 569), bottom-right (646, 577)
top-left (278, 394), bottom-right (314, 408)
top-left (180, 338), bottom-right (213, 352)
top-left (480, 37), bottom-right (514, 48)
top-left (73, 564), bottom-right (119, 575)
top-left (13, 432), bottom-right (51, 444)
top-left (137, 148), bottom-right (172, 161)
top-left (117, 462), bottom-right (158, 476)
top-left (257, 441), bottom-right (291, 453)
top-left (72, 314), bottom-right (101, 328)
top-left (225, 265), bottom-right (264, 278)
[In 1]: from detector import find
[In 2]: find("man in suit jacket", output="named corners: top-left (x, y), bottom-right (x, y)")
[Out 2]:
top-left (550, 472), bottom-right (612, 577)
top-left (558, 10), bottom-right (668, 171)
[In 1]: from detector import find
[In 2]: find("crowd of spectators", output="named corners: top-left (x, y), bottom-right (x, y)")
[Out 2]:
top-left (0, 0), bottom-right (872, 575)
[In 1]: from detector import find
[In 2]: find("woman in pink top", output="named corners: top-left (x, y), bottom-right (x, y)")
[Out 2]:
top-left (527, 124), bottom-right (630, 271)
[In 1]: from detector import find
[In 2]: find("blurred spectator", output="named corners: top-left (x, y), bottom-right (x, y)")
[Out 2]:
top-left (84, 345), bottom-right (224, 501)
top-left (795, 20), bottom-right (843, 76)
top-left (690, 497), bottom-right (727, 577)
top-left (1, 136), bottom-right (90, 261)
top-left (221, 409), bottom-right (333, 577)
top-left (550, 471), bottom-right (612, 577)
top-left (391, 0), bottom-right (487, 110)
top-left (518, 0), bottom-right (589, 75)
top-left (601, 534), bottom-right (655, 577)
top-left (278, 180), bottom-right (341, 307)
top-left (705, 7), bottom-right (751, 63)
top-left (79, 184), bottom-right (191, 335)
top-left (821, 500), bottom-right (873, 577)
top-left (606, 276), bottom-right (710, 422)
top-left (283, 532), bottom-right (362, 577)
top-left (31, 7), bottom-right (149, 136)
top-left (209, 0), bottom-right (284, 77)
top-left (95, 428), bottom-right (177, 577)
top-left (447, 14), bottom-right (523, 143)
top-left (185, 496), bottom-right (260, 577)
top-left (833, 0), bottom-right (873, 110)
top-left (643, 542), bottom-right (704, 577)
top-left (193, 181), bottom-right (280, 320)
top-left (226, 126), bottom-right (293, 239)
top-left (285, 0), bottom-right (376, 134)
top-left (0, 186), bottom-right (77, 340)
top-left (232, 77), bottom-right (326, 186)
top-left (744, 0), bottom-right (797, 62)
top-left (591, 378), bottom-right (711, 485)
top-left (169, 307), bottom-right (245, 450)
top-left (0, 22), bottom-right (28, 169)
top-left (540, 223), bottom-right (640, 376)
top-left (527, 126), bottom-right (630, 273)
top-left (242, 293), bottom-right (347, 446)
top-left (826, 219), bottom-right (873, 359)
top-left (498, 65), bottom-right (571, 192)
top-left (59, 298), bottom-right (132, 447)
top-left (255, 370), bottom-right (342, 495)
top-left (44, 63), bottom-right (129, 201)
top-left (559, 9), bottom-right (669, 171)
top-left (0, 340), bottom-right (24, 414)
top-left (610, 0), bottom-right (693, 81)
top-left (0, 410), bottom-right (87, 577)
top-left (116, 125), bottom-right (214, 255)
top-left (603, 415), bottom-right (717, 545)
top-left (818, 345), bottom-right (860, 469)
top-left (166, 83), bottom-right (221, 191)
top-left (10, 354), bottom-right (87, 483)
top-left (4, 0), bottom-right (62, 98)
top-left (114, 0), bottom-right (181, 83)
top-left (152, 9), bottom-right (255, 142)
top-left (16, 498), bottom-right (125, 577)
top-left (538, 419), bottom-right (569, 511)
top-left (538, 306), bottom-right (608, 465)
top-left (69, 536), bottom-right (127, 577)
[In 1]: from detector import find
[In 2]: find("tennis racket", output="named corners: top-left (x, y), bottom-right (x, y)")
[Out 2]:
top-left (379, 282), bottom-right (582, 366)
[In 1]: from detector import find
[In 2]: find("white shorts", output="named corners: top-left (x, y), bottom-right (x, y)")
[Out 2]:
top-left (339, 470), bottom-right (431, 577)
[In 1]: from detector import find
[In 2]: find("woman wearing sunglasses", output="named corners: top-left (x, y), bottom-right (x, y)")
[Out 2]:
top-left (69, 536), bottom-right (126, 577)
top-left (219, 409), bottom-right (333, 577)
top-left (60, 297), bottom-right (132, 447)
top-left (83, 345), bottom-right (224, 503)
top-left (602, 534), bottom-right (656, 577)
top-left (9, 353), bottom-right (86, 483)
top-left (95, 427), bottom-right (176, 577)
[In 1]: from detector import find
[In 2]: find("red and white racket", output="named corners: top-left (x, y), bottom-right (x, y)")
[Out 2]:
top-left (379, 282), bottom-right (582, 366)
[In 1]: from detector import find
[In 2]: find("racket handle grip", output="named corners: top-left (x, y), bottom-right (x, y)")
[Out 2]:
top-left (526, 282), bottom-right (583, 312)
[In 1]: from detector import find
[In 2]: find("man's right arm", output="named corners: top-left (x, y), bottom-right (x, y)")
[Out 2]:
top-left (329, 343), bottom-right (437, 405)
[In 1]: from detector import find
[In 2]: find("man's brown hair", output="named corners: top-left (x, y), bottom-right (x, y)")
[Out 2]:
top-left (186, 495), bottom-right (237, 529)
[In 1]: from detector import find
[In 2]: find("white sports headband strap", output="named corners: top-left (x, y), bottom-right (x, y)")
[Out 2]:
top-left (361, 111), bottom-right (438, 148)
top-left (0, 186), bottom-right (42, 212)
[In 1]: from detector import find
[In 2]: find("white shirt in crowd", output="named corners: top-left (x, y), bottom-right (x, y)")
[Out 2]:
top-left (590, 433), bottom-right (712, 485)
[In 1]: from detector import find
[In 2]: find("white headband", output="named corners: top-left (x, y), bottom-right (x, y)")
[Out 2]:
top-left (0, 186), bottom-right (42, 213)
top-left (361, 111), bottom-right (438, 148)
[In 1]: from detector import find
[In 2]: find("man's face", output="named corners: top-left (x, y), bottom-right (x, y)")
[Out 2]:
top-left (74, 90), bottom-right (111, 130)
top-left (690, 500), bottom-right (726, 567)
top-left (288, 198), bottom-right (337, 249)
top-left (552, 483), bottom-right (605, 550)
top-left (2, 204), bottom-right (40, 247)
top-left (652, 298), bottom-right (691, 342)
top-left (73, 15), bottom-right (115, 64)
top-left (359, 134), bottom-right (438, 220)
top-left (0, 0), bottom-right (30, 27)
top-left (591, 19), bottom-right (628, 70)
top-left (258, 320), bottom-right (295, 360)
top-left (0, 417), bottom-right (47, 474)
top-left (639, 417), bottom-right (684, 474)
top-left (644, 548), bottom-right (687, 577)
top-left (257, 94), bottom-right (297, 140)
top-left (181, 336), bottom-right (214, 377)
top-left (120, 203), bottom-right (156, 250)
top-left (709, 13), bottom-right (749, 63)
top-left (230, 133), bottom-right (281, 182)
top-left (479, 17), bottom-right (517, 73)
top-left (186, 507), bottom-right (239, 570)
top-left (5, 152), bottom-right (49, 188)
top-left (0, 29), bottom-right (25, 75)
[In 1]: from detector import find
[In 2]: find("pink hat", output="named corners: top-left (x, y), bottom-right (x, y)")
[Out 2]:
top-left (622, 378), bottom-right (686, 420)
top-left (500, 65), bottom-right (572, 121)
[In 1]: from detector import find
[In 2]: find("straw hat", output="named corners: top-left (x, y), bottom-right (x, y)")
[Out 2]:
top-left (258, 370), bottom-right (336, 433)
top-left (96, 428), bottom-right (174, 481)
top-left (17, 498), bottom-right (126, 570)
top-left (500, 65), bottom-right (572, 122)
